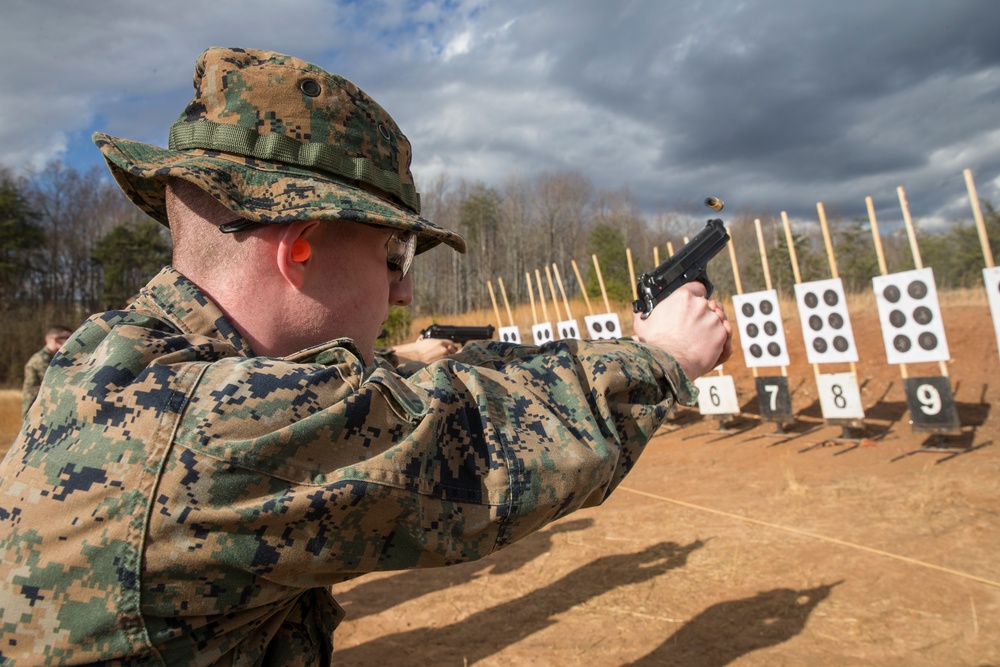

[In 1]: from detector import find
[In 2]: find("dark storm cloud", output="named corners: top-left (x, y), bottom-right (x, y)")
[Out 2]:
top-left (2, 0), bottom-right (998, 230)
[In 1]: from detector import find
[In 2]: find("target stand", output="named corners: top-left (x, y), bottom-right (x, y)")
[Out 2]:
top-left (889, 376), bottom-right (986, 461)
top-left (798, 372), bottom-right (885, 454)
top-left (739, 376), bottom-right (820, 444)
top-left (686, 375), bottom-right (756, 441)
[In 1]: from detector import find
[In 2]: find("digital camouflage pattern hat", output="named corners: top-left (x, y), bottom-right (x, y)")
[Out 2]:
top-left (93, 47), bottom-right (466, 254)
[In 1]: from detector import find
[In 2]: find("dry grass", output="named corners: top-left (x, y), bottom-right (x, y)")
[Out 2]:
top-left (0, 390), bottom-right (22, 459)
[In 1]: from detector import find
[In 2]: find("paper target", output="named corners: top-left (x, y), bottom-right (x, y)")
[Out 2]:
top-left (557, 319), bottom-right (582, 340)
top-left (585, 313), bottom-right (622, 340)
top-left (733, 290), bottom-right (791, 367)
top-left (694, 375), bottom-right (740, 415)
top-left (872, 268), bottom-right (949, 364)
top-left (498, 326), bottom-right (522, 344)
top-left (982, 266), bottom-right (1000, 359)
top-left (532, 322), bottom-right (554, 345)
top-left (793, 278), bottom-right (859, 364)
top-left (816, 372), bottom-right (865, 420)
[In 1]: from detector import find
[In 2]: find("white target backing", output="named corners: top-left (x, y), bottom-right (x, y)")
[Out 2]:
top-left (557, 319), bottom-right (582, 340)
top-left (498, 326), bottom-right (522, 344)
top-left (532, 322), bottom-right (555, 345)
top-left (732, 289), bottom-right (790, 367)
top-left (793, 278), bottom-right (859, 364)
top-left (982, 266), bottom-right (1000, 359)
top-left (872, 268), bottom-right (949, 364)
top-left (585, 313), bottom-right (622, 340)
top-left (694, 375), bottom-right (740, 415)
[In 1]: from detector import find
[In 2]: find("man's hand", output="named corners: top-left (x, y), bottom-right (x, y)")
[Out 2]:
top-left (632, 282), bottom-right (733, 380)
top-left (392, 337), bottom-right (458, 364)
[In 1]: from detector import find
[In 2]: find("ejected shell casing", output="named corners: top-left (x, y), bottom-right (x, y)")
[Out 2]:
top-left (705, 197), bottom-right (724, 211)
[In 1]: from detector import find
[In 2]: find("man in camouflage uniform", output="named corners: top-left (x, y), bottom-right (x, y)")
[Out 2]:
top-left (0, 47), bottom-right (732, 665)
top-left (20, 325), bottom-right (72, 416)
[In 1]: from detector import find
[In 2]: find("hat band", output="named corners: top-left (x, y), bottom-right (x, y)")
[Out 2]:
top-left (168, 120), bottom-right (421, 214)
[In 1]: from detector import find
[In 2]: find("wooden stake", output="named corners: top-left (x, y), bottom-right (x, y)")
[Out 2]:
top-left (897, 186), bottom-right (948, 377)
top-left (897, 186), bottom-right (924, 269)
top-left (667, 241), bottom-right (675, 257)
top-left (592, 254), bottom-right (612, 313)
top-left (626, 248), bottom-right (638, 301)
top-left (754, 218), bottom-right (786, 377)
top-left (781, 211), bottom-right (802, 284)
top-left (525, 272), bottom-right (539, 325)
top-left (754, 219), bottom-right (774, 291)
top-left (867, 197), bottom-right (908, 379)
top-left (571, 259), bottom-right (594, 316)
top-left (535, 269), bottom-right (550, 323)
top-left (866, 197), bottom-right (889, 276)
top-left (816, 202), bottom-right (839, 278)
top-left (553, 264), bottom-right (573, 320)
top-left (497, 277), bottom-right (515, 328)
top-left (544, 265), bottom-right (562, 321)
top-left (815, 203), bottom-right (858, 379)
top-left (487, 281), bottom-right (503, 328)
top-left (727, 226), bottom-right (754, 377)
top-left (653, 246), bottom-right (660, 266)
top-left (964, 168), bottom-right (994, 268)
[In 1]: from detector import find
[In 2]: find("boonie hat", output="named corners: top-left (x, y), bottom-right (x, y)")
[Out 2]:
top-left (93, 46), bottom-right (466, 254)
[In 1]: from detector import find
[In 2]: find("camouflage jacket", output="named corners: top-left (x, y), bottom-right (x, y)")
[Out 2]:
top-left (0, 267), bottom-right (695, 666)
top-left (20, 347), bottom-right (54, 416)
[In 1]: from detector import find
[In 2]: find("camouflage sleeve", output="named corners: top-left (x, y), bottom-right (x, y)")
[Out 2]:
top-left (21, 350), bottom-right (49, 416)
top-left (146, 337), bottom-right (694, 595)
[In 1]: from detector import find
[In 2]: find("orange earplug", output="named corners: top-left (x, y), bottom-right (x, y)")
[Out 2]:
top-left (290, 239), bottom-right (312, 263)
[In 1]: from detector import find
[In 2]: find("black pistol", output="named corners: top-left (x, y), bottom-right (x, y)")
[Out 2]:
top-left (633, 216), bottom-right (730, 319)
top-left (419, 324), bottom-right (496, 344)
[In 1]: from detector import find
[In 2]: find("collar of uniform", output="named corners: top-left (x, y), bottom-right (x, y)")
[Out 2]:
top-left (135, 266), bottom-right (255, 356)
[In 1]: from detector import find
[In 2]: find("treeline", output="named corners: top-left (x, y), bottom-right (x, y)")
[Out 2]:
top-left (2, 161), bottom-right (997, 385)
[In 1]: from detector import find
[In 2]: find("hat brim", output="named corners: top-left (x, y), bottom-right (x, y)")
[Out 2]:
top-left (93, 133), bottom-right (466, 255)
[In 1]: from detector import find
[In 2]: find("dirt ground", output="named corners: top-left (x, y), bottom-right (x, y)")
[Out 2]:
top-left (330, 295), bottom-right (1000, 666)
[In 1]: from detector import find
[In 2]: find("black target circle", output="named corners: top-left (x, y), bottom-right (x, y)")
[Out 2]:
top-left (606, 321), bottom-right (617, 333)
top-left (918, 332), bottom-right (938, 350)
top-left (750, 344), bottom-right (763, 358)
top-left (809, 315), bottom-right (823, 331)
top-left (764, 321), bottom-right (778, 336)
top-left (908, 280), bottom-right (928, 299)
top-left (760, 300), bottom-right (774, 315)
top-left (889, 309), bottom-right (907, 328)
top-left (823, 289), bottom-right (839, 306)
top-left (828, 312), bottom-right (844, 329)
top-left (813, 338), bottom-right (828, 353)
top-left (742, 303), bottom-right (755, 318)
top-left (913, 306), bottom-right (933, 325)
top-left (804, 292), bottom-right (819, 309)
top-left (767, 342), bottom-right (782, 357)
top-left (893, 335), bottom-right (912, 352)
top-left (746, 323), bottom-right (760, 338)
top-left (883, 285), bottom-right (901, 303)
top-left (833, 336), bottom-right (850, 352)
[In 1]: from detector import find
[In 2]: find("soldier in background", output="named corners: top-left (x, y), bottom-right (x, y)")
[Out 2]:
top-left (20, 324), bottom-right (71, 416)
top-left (0, 47), bottom-right (731, 664)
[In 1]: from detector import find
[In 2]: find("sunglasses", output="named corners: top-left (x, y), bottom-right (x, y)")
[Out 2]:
top-left (219, 218), bottom-right (416, 278)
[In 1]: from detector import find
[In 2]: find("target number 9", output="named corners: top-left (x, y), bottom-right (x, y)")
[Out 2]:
top-left (916, 383), bottom-right (942, 415)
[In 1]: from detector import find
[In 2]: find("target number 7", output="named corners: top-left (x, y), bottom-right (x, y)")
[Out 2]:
top-left (764, 384), bottom-right (779, 411)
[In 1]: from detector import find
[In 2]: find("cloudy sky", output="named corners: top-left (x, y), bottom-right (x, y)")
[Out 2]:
top-left (2, 0), bottom-right (998, 233)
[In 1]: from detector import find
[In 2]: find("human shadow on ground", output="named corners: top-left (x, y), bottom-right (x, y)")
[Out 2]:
top-left (624, 581), bottom-right (841, 667)
top-left (332, 539), bottom-right (705, 666)
top-left (332, 517), bottom-right (594, 622)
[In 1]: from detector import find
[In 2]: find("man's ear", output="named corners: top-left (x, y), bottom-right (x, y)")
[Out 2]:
top-left (276, 221), bottom-right (321, 289)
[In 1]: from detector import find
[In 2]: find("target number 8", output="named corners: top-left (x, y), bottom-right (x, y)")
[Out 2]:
top-left (916, 383), bottom-right (942, 415)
